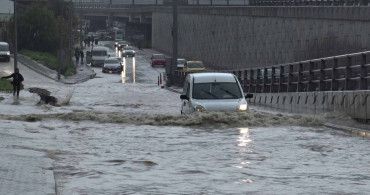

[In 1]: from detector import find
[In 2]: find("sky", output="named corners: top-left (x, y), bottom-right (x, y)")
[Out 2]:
top-left (0, 0), bottom-right (14, 14)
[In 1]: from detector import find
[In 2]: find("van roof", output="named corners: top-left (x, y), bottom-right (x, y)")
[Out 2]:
top-left (190, 72), bottom-right (237, 83)
top-left (0, 42), bottom-right (9, 46)
top-left (92, 46), bottom-right (107, 51)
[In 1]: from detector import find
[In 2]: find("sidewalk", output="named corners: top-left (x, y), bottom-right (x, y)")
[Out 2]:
top-left (18, 54), bottom-right (96, 84)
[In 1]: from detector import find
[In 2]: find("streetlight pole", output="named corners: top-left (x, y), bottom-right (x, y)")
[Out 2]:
top-left (68, 1), bottom-right (72, 69)
top-left (58, 1), bottom-right (64, 81)
top-left (171, 0), bottom-right (178, 86)
top-left (13, 0), bottom-right (18, 71)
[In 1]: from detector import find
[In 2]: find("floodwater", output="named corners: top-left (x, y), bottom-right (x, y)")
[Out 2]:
top-left (1, 41), bottom-right (370, 194)
top-left (1, 114), bottom-right (370, 194)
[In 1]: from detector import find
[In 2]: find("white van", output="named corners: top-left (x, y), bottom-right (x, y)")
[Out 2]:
top-left (87, 47), bottom-right (108, 67)
top-left (180, 72), bottom-right (253, 114)
top-left (0, 42), bottom-right (10, 62)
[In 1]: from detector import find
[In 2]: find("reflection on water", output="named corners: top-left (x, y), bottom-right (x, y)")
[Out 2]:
top-left (121, 57), bottom-right (126, 83)
top-left (10, 120), bottom-right (370, 194)
top-left (120, 56), bottom-right (136, 83)
top-left (133, 57), bottom-right (136, 83)
top-left (238, 127), bottom-right (251, 147)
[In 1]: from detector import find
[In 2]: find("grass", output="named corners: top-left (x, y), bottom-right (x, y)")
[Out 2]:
top-left (0, 79), bottom-right (13, 92)
top-left (0, 79), bottom-right (24, 92)
top-left (20, 50), bottom-right (76, 76)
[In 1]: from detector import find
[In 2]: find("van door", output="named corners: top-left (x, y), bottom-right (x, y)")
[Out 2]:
top-left (181, 81), bottom-right (192, 114)
top-left (86, 51), bottom-right (92, 64)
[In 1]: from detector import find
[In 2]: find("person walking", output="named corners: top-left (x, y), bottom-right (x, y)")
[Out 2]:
top-left (75, 48), bottom-right (80, 64)
top-left (1, 68), bottom-right (24, 98)
top-left (80, 50), bottom-right (84, 65)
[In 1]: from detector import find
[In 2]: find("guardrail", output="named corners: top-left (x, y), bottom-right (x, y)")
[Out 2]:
top-left (249, 0), bottom-right (369, 6)
top-left (74, 0), bottom-right (370, 8)
top-left (74, 0), bottom-right (250, 8)
top-left (172, 51), bottom-right (370, 93)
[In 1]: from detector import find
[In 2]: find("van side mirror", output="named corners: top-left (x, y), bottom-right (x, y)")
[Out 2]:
top-left (180, 94), bottom-right (189, 100)
top-left (245, 93), bottom-right (253, 99)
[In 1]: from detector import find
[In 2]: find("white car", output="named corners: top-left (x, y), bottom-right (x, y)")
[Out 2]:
top-left (122, 46), bottom-right (135, 57)
top-left (177, 58), bottom-right (186, 70)
top-left (180, 72), bottom-right (253, 114)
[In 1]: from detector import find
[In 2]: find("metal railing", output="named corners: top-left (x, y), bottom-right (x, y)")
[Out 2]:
top-left (249, 0), bottom-right (369, 6)
top-left (74, 0), bottom-right (250, 8)
top-left (74, 0), bottom-right (370, 8)
top-left (173, 51), bottom-right (370, 93)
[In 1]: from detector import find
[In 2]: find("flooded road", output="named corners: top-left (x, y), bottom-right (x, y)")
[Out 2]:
top-left (1, 41), bottom-right (370, 194)
top-left (2, 119), bottom-right (369, 194)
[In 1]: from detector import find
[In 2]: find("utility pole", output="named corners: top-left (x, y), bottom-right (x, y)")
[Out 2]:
top-left (171, 0), bottom-right (178, 86)
top-left (58, 1), bottom-right (64, 81)
top-left (13, 0), bottom-right (17, 71)
top-left (68, 1), bottom-right (72, 69)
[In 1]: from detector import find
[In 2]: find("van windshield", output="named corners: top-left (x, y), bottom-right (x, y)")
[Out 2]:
top-left (192, 82), bottom-right (242, 99)
top-left (0, 45), bottom-right (9, 51)
top-left (92, 50), bottom-right (107, 56)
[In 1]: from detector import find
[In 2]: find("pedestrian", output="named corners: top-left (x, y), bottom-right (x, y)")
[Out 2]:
top-left (87, 36), bottom-right (90, 47)
top-left (1, 68), bottom-right (24, 98)
top-left (75, 48), bottom-right (80, 64)
top-left (80, 50), bottom-right (84, 64)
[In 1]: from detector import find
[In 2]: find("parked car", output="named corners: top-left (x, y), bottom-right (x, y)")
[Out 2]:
top-left (102, 58), bottom-right (122, 74)
top-left (177, 58), bottom-right (186, 70)
top-left (183, 61), bottom-right (205, 72)
top-left (180, 72), bottom-right (253, 114)
top-left (150, 54), bottom-right (166, 67)
top-left (122, 46), bottom-right (135, 57)
top-left (0, 42), bottom-right (10, 62)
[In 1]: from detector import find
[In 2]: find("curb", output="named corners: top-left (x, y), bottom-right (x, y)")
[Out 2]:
top-left (324, 123), bottom-right (370, 137)
top-left (17, 54), bottom-right (95, 84)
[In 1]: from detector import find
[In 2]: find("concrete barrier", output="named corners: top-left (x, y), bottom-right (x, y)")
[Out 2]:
top-left (249, 91), bottom-right (370, 120)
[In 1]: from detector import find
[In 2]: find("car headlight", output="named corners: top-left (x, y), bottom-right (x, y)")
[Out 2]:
top-left (133, 51), bottom-right (135, 53)
top-left (238, 103), bottom-right (248, 111)
top-left (6, 52), bottom-right (10, 56)
top-left (194, 105), bottom-right (205, 112)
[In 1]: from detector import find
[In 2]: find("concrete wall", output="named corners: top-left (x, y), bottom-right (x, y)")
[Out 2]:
top-left (249, 91), bottom-right (370, 120)
top-left (152, 6), bottom-right (370, 70)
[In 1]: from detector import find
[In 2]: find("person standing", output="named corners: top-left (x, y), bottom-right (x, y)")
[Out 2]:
top-left (80, 50), bottom-right (84, 65)
top-left (75, 48), bottom-right (80, 64)
top-left (1, 68), bottom-right (24, 98)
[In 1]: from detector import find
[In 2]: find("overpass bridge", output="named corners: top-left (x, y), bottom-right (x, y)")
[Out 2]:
top-left (75, 1), bottom-right (370, 121)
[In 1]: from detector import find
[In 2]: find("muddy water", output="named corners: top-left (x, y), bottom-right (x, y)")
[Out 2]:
top-left (3, 115), bottom-right (370, 194)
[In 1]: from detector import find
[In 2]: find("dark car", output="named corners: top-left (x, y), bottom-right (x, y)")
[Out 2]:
top-left (102, 58), bottom-right (122, 74)
top-left (117, 41), bottom-right (129, 50)
top-left (151, 54), bottom-right (166, 67)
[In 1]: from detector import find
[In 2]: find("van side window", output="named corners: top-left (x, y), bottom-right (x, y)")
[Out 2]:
top-left (186, 83), bottom-right (190, 97)
top-left (183, 80), bottom-right (189, 95)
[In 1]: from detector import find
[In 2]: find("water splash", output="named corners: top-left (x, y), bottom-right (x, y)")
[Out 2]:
top-left (0, 110), bottom-right (324, 127)
top-left (56, 90), bottom-right (74, 106)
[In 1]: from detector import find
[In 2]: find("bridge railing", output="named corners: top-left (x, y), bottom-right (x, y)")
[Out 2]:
top-left (249, 0), bottom-right (369, 6)
top-left (173, 51), bottom-right (370, 93)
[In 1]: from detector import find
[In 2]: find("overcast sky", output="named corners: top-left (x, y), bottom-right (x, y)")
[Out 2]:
top-left (0, 0), bottom-right (14, 14)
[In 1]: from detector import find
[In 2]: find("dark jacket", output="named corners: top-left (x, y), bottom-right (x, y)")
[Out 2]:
top-left (3, 72), bottom-right (24, 85)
